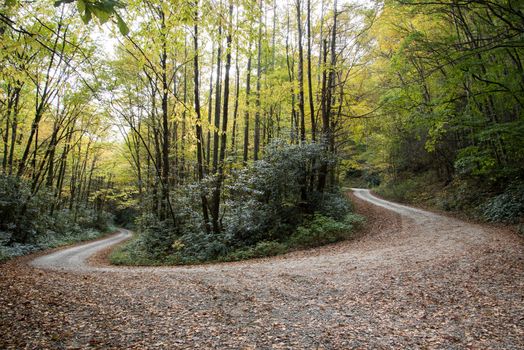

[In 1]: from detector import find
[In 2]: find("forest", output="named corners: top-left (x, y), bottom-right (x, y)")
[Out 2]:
top-left (1, 0), bottom-right (523, 263)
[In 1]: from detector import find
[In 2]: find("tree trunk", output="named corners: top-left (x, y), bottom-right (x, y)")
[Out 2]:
top-left (212, 2), bottom-right (233, 234)
top-left (8, 86), bottom-right (20, 175)
top-left (296, 0), bottom-right (306, 143)
top-left (318, 0), bottom-right (337, 192)
top-left (231, 44), bottom-right (240, 154)
top-left (286, 12), bottom-right (297, 144)
top-left (212, 11), bottom-right (223, 174)
top-left (306, 0), bottom-right (316, 141)
top-left (254, 0), bottom-right (263, 161)
top-left (206, 42), bottom-right (215, 171)
top-left (160, 10), bottom-right (173, 222)
top-left (193, 6), bottom-right (211, 232)
top-left (243, 53), bottom-right (252, 165)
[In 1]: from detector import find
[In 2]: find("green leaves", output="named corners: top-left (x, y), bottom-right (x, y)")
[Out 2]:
top-left (54, 0), bottom-right (130, 35)
top-left (76, 0), bottom-right (86, 13)
top-left (54, 0), bottom-right (76, 7)
top-left (115, 13), bottom-right (129, 36)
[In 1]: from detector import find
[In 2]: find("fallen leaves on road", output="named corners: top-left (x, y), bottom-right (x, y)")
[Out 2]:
top-left (1, 194), bottom-right (523, 349)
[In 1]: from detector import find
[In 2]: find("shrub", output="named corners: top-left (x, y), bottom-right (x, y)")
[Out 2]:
top-left (222, 139), bottom-right (338, 243)
top-left (289, 213), bottom-right (362, 248)
top-left (126, 140), bottom-right (360, 265)
top-left (311, 191), bottom-right (351, 220)
top-left (223, 241), bottom-right (287, 262)
top-left (252, 241), bottom-right (287, 257)
top-left (110, 236), bottom-right (158, 266)
top-left (374, 178), bottom-right (419, 203)
top-left (135, 214), bottom-right (178, 259)
top-left (481, 184), bottom-right (524, 223)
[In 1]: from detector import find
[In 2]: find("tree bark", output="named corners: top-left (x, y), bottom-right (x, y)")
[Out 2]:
top-left (306, 0), bottom-right (316, 141)
top-left (212, 9), bottom-right (223, 174)
top-left (243, 53), bottom-right (252, 165)
top-left (212, 1), bottom-right (234, 234)
top-left (254, 0), bottom-right (263, 161)
top-left (296, 0), bottom-right (306, 143)
top-left (193, 6), bottom-right (211, 232)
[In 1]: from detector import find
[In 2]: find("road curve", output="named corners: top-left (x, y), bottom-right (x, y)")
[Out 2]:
top-left (31, 229), bottom-right (132, 271)
top-left (31, 189), bottom-right (497, 274)
top-left (4, 188), bottom-right (521, 349)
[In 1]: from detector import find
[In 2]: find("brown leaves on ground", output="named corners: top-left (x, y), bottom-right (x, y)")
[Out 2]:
top-left (1, 193), bottom-right (523, 349)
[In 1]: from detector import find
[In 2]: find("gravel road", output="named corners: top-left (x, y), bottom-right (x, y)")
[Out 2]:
top-left (1, 189), bottom-right (523, 349)
top-left (31, 230), bottom-right (132, 271)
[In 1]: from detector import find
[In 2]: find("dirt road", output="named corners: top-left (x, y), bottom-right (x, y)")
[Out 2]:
top-left (31, 230), bottom-right (132, 272)
top-left (1, 189), bottom-right (523, 349)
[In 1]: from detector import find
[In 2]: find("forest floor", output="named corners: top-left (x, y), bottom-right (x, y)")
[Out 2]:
top-left (1, 189), bottom-right (523, 349)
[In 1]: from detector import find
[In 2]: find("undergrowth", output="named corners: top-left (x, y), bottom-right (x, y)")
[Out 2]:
top-left (110, 213), bottom-right (364, 266)
top-left (110, 141), bottom-right (365, 266)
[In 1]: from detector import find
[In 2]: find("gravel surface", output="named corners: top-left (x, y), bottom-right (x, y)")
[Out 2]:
top-left (1, 189), bottom-right (523, 349)
top-left (31, 230), bottom-right (132, 272)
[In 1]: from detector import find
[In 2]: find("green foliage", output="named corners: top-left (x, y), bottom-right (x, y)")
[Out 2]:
top-left (355, 0), bottom-right (524, 220)
top-left (480, 184), bottom-right (524, 224)
top-left (454, 146), bottom-right (497, 178)
top-left (110, 236), bottom-right (159, 266)
top-left (310, 191), bottom-right (352, 221)
top-left (223, 241), bottom-right (288, 262)
top-left (0, 175), bottom-right (113, 261)
top-left (289, 214), bottom-right (363, 248)
top-left (117, 141), bottom-right (361, 265)
top-left (374, 177), bottom-right (421, 203)
top-left (223, 140), bottom-right (334, 244)
top-left (134, 214), bottom-right (178, 260)
top-left (53, 0), bottom-right (129, 35)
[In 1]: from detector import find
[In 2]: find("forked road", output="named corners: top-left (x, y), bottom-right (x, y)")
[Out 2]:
top-left (2, 189), bottom-right (523, 349)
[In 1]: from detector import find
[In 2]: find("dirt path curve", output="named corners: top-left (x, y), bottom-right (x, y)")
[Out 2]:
top-left (1, 189), bottom-right (523, 349)
top-left (32, 230), bottom-right (132, 271)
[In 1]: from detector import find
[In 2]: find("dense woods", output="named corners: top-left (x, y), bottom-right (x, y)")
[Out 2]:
top-left (1, 0), bottom-right (522, 262)
top-left (359, 0), bottom-right (524, 223)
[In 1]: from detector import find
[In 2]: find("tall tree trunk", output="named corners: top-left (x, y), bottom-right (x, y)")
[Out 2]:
top-left (286, 12), bottom-right (297, 144)
top-left (317, 0), bottom-right (325, 103)
top-left (193, 6), bottom-right (211, 232)
top-left (206, 42), bottom-right (215, 171)
top-left (272, 0), bottom-right (277, 68)
top-left (2, 87), bottom-right (11, 172)
top-left (45, 122), bottom-right (58, 189)
top-left (212, 2), bottom-right (233, 234)
top-left (212, 10), bottom-right (223, 174)
top-left (231, 44), bottom-right (240, 154)
top-left (17, 21), bottom-right (63, 178)
top-left (181, 39), bottom-right (188, 183)
top-left (318, 0), bottom-right (337, 192)
top-left (306, 0), bottom-right (316, 141)
top-left (296, 0), bottom-right (306, 142)
top-left (318, 39), bottom-right (329, 192)
top-left (254, 0), bottom-right (263, 161)
top-left (8, 86), bottom-right (20, 175)
top-left (243, 53), bottom-right (252, 165)
top-left (52, 126), bottom-right (72, 214)
top-left (160, 10), bottom-right (173, 222)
